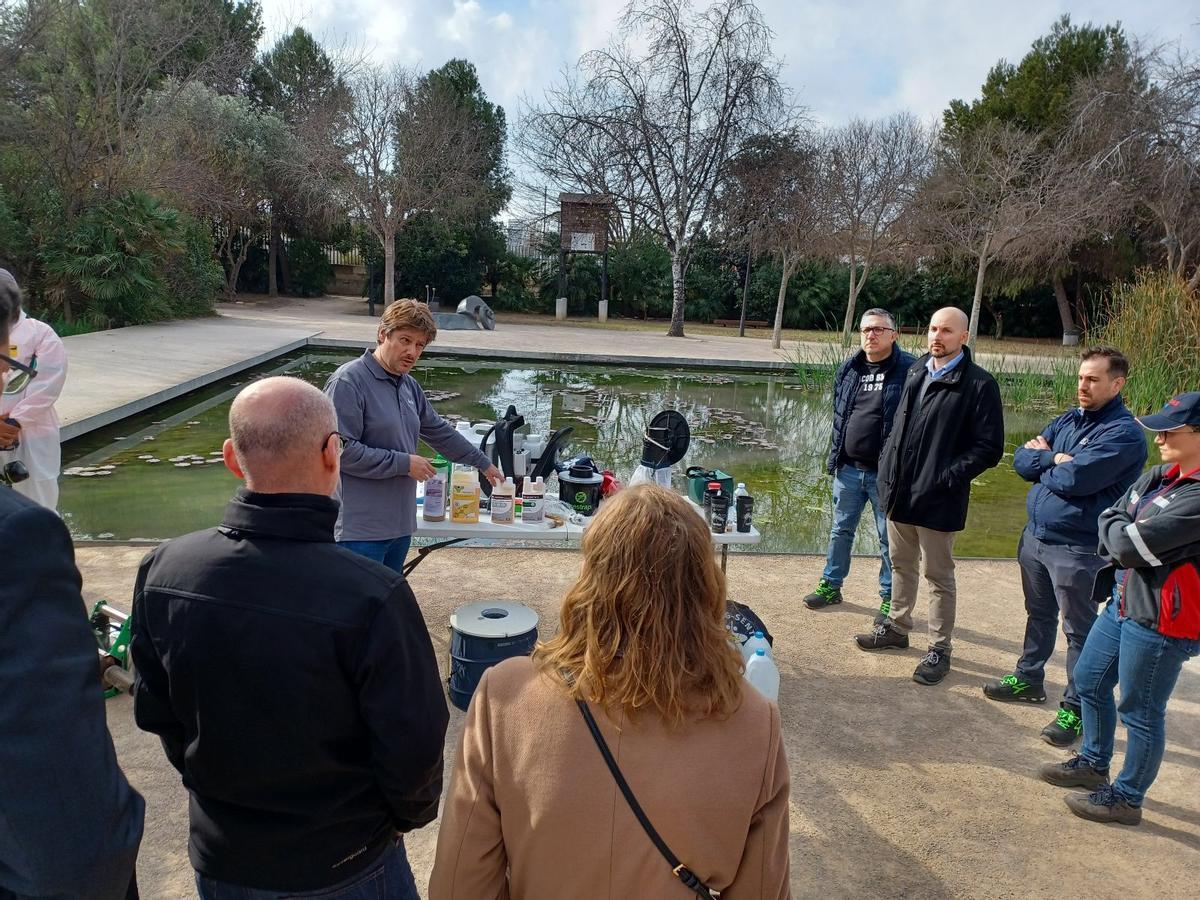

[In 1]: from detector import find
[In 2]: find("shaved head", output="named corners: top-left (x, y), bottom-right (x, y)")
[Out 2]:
top-left (227, 377), bottom-right (338, 492)
top-left (932, 307), bottom-right (969, 331)
top-left (927, 307), bottom-right (970, 363)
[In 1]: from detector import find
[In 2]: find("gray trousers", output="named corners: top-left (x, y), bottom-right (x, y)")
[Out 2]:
top-left (886, 520), bottom-right (958, 652)
top-left (1014, 527), bottom-right (1106, 708)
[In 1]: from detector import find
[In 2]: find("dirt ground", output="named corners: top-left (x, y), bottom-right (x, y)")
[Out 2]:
top-left (77, 545), bottom-right (1200, 899)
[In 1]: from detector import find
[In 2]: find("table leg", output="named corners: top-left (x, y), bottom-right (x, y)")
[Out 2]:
top-left (720, 544), bottom-right (728, 573)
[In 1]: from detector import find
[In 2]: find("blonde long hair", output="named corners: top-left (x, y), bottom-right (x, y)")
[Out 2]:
top-left (533, 483), bottom-right (744, 726)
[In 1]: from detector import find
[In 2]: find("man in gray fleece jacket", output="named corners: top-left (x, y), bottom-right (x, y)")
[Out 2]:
top-left (324, 299), bottom-right (501, 571)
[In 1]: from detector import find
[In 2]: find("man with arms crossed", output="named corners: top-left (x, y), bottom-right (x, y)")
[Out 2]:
top-left (131, 377), bottom-right (447, 899)
top-left (804, 308), bottom-right (916, 617)
top-left (984, 347), bottom-right (1146, 746)
top-left (855, 308), bottom-right (1005, 685)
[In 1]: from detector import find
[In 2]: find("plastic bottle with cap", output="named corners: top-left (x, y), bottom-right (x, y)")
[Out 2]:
top-left (744, 649), bottom-right (779, 702)
top-left (423, 453), bottom-right (451, 522)
top-left (522, 476), bottom-right (545, 523)
top-left (743, 630), bottom-right (772, 662)
top-left (734, 483), bottom-right (753, 534)
top-left (450, 464), bottom-right (480, 524)
top-left (491, 477), bottom-right (516, 524)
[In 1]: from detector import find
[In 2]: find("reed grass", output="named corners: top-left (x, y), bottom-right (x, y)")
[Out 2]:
top-left (1084, 270), bottom-right (1200, 415)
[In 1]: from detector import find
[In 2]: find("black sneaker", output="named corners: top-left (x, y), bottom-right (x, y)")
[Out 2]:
top-left (854, 620), bottom-right (909, 651)
top-left (1065, 784), bottom-right (1142, 825)
top-left (982, 674), bottom-right (1048, 704)
top-left (912, 648), bottom-right (951, 685)
top-left (1041, 705), bottom-right (1083, 747)
top-left (872, 593), bottom-right (892, 625)
top-left (1038, 754), bottom-right (1109, 789)
top-left (803, 579), bottom-right (843, 610)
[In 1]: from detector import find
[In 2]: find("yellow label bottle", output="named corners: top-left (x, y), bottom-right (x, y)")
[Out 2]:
top-left (450, 465), bottom-right (480, 524)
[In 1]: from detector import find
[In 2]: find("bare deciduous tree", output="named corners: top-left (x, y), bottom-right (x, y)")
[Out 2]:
top-left (0, 0), bottom-right (51, 72)
top-left (520, 0), bottom-right (787, 337)
top-left (302, 64), bottom-right (492, 306)
top-left (825, 113), bottom-right (933, 346)
top-left (918, 122), bottom-right (1114, 343)
top-left (720, 131), bottom-right (826, 348)
top-left (1073, 49), bottom-right (1200, 290)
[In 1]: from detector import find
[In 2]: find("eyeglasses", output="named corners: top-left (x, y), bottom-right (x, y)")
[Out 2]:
top-left (860, 327), bottom-right (895, 336)
top-left (323, 431), bottom-right (346, 457)
top-left (1155, 427), bottom-right (1200, 437)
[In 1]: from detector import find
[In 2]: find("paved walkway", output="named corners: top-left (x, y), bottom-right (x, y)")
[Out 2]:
top-left (55, 295), bottom-right (1057, 440)
top-left (58, 319), bottom-right (316, 440)
top-left (220, 294), bottom-right (822, 369)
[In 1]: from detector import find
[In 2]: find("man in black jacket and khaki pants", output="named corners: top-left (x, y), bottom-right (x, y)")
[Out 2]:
top-left (131, 376), bottom-right (448, 898)
top-left (855, 308), bottom-right (1005, 685)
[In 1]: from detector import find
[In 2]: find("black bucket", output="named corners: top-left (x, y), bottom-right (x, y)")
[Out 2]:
top-left (558, 464), bottom-right (604, 516)
top-left (448, 601), bottom-right (539, 711)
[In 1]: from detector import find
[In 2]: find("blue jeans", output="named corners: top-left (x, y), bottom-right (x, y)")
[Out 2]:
top-left (1075, 599), bottom-right (1200, 806)
top-left (195, 838), bottom-right (418, 900)
top-left (821, 464), bottom-right (891, 596)
top-left (338, 536), bottom-right (412, 574)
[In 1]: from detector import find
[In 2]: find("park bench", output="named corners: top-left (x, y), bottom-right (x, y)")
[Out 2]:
top-left (714, 318), bottom-right (769, 328)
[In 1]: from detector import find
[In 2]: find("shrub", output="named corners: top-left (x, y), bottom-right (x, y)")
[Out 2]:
top-left (163, 214), bottom-right (223, 317)
top-left (287, 236), bottom-right (333, 297)
top-left (40, 192), bottom-right (183, 327)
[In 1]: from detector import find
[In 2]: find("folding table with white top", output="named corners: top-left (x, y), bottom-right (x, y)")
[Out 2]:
top-left (406, 500), bottom-right (760, 576)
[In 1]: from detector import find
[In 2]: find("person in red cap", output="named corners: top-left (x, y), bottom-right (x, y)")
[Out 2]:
top-left (1038, 391), bottom-right (1200, 825)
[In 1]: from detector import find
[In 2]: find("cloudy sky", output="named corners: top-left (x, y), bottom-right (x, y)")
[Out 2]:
top-left (259, 1), bottom-right (1197, 120)
top-left (258, 0), bottom-right (1198, 212)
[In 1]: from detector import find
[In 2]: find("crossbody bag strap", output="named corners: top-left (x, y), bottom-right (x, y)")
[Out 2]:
top-left (575, 699), bottom-right (719, 899)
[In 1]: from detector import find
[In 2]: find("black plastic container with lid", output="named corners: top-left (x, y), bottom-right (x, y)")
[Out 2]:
top-left (559, 461), bottom-right (604, 515)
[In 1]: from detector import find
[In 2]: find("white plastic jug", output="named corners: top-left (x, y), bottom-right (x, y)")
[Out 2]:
top-left (743, 630), bottom-right (772, 663)
top-left (745, 649), bottom-right (779, 702)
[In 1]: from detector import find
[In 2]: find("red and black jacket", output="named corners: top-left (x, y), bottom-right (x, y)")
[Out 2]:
top-left (1091, 464), bottom-right (1200, 639)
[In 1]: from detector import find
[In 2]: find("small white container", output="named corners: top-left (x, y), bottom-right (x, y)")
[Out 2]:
top-left (522, 476), bottom-right (546, 523)
top-left (491, 477), bottom-right (516, 524)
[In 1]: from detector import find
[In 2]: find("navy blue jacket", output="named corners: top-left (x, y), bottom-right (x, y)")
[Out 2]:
top-left (826, 344), bottom-right (918, 474)
top-left (0, 488), bottom-right (143, 900)
top-left (1013, 394), bottom-right (1148, 547)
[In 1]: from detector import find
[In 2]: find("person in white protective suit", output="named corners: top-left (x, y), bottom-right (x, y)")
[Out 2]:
top-left (0, 268), bottom-right (67, 510)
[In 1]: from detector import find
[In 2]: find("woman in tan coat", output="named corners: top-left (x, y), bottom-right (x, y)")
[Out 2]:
top-left (430, 484), bottom-right (791, 899)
